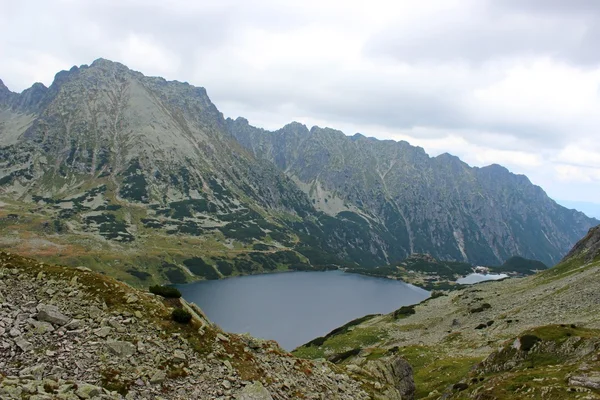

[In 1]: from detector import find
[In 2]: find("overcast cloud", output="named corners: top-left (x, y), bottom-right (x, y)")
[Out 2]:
top-left (1, 0), bottom-right (599, 210)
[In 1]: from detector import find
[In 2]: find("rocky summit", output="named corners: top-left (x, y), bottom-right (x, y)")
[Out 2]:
top-left (0, 59), bottom-right (597, 286)
top-left (0, 251), bottom-right (415, 399)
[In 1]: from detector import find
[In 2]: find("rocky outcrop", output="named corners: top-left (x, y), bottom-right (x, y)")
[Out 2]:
top-left (0, 251), bottom-right (388, 399)
top-left (364, 356), bottom-right (415, 400)
top-left (561, 224), bottom-right (600, 264)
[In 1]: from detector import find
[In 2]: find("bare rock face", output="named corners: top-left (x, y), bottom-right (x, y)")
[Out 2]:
top-left (365, 356), bottom-right (415, 400)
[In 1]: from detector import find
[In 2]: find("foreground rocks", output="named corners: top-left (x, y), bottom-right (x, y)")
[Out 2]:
top-left (0, 252), bottom-right (410, 399)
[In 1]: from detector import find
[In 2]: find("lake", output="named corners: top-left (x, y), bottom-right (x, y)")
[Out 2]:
top-left (177, 270), bottom-right (429, 350)
top-left (456, 273), bottom-right (508, 284)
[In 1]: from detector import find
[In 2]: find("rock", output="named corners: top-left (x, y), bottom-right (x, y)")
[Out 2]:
top-left (222, 379), bottom-right (232, 389)
top-left (88, 306), bottom-right (102, 319)
top-left (106, 341), bottom-right (136, 357)
top-left (15, 337), bottom-right (33, 352)
top-left (75, 383), bottom-right (101, 399)
top-left (9, 327), bottom-right (21, 337)
top-left (365, 356), bottom-right (415, 400)
top-left (29, 319), bottom-right (55, 334)
top-left (64, 319), bottom-right (81, 330)
top-left (216, 333), bottom-right (230, 342)
top-left (36, 304), bottom-right (70, 326)
top-left (149, 370), bottom-right (166, 384)
top-left (75, 266), bottom-right (92, 272)
top-left (108, 319), bottom-right (126, 333)
top-left (19, 364), bottom-right (46, 380)
top-left (94, 327), bottom-right (112, 338)
top-left (569, 374), bottom-right (600, 390)
top-left (125, 295), bottom-right (138, 304)
top-left (237, 382), bottom-right (273, 400)
top-left (173, 349), bottom-right (186, 362)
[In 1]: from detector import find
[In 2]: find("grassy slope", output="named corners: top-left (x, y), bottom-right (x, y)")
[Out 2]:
top-left (293, 251), bottom-right (600, 399)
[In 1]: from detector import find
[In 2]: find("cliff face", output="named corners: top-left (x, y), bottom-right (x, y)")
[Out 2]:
top-left (228, 117), bottom-right (598, 266)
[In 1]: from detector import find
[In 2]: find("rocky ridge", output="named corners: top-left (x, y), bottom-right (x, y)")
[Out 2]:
top-left (0, 251), bottom-right (413, 399)
top-left (228, 117), bottom-right (598, 266)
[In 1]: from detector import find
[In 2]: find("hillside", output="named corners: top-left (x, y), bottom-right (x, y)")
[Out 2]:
top-left (0, 251), bottom-right (416, 400)
top-left (293, 226), bottom-right (600, 399)
top-left (228, 117), bottom-right (598, 266)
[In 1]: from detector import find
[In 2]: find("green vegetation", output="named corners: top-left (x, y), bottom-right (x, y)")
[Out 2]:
top-left (302, 314), bottom-right (381, 348)
top-left (393, 345), bottom-right (482, 399)
top-left (183, 257), bottom-right (219, 279)
top-left (392, 305), bottom-right (416, 319)
top-left (492, 255), bottom-right (547, 274)
top-left (149, 285), bottom-right (182, 298)
top-left (119, 159), bottom-right (149, 203)
top-left (171, 308), bottom-right (192, 324)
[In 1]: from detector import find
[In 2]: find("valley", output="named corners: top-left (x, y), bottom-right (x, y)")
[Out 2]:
top-left (1, 59), bottom-right (599, 400)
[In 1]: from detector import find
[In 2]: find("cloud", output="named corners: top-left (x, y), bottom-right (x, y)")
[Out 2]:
top-left (0, 0), bottom-right (599, 205)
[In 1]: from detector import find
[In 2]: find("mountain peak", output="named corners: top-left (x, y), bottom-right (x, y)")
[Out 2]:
top-left (90, 57), bottom-right (127, 69)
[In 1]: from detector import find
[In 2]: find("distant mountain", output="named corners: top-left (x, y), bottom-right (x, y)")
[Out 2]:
top-left (558, 200), bottom-right (600, 219)
top-left (227, 118), bottom-right (598, 266)
top-left (0, 59), bottom-right (596, 284)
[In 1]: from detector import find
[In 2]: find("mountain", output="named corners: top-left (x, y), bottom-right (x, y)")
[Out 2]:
top-left (1, 59), bottom-right (389, 282)
top-left (0, 250), bottom-right (413, 399)
top-left (227, 117), bottom-right (598, 266)
top-left (0, 59), bottom-right (596, 284)
top-left (293, 225), bottom-right (600, 399)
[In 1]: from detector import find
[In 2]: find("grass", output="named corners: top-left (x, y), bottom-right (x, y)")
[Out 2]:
top-left (393, 345), bottom-right (482, 399)
top-left (293, 326), bottom-right (387, 359)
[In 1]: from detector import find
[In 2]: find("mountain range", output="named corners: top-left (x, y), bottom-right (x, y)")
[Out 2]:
top-left (0, 59), bottom-right (597, 283)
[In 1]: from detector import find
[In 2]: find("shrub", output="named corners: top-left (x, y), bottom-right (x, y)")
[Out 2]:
top-left (430, 290), bottom-right (447, 299)
top-left (393, 305), bottom-right (416, 319)
top-left (328, 348), bottom-right (362, 363)
top-left (171, 308), bottom-right (192, 324)
top-left (519, 334), bottom-right (540, 352)
top-left (149, 285), bottom-right (182, 298)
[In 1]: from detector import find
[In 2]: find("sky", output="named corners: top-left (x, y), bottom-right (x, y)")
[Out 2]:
top-left (1, 0), bottom-right (599, 216)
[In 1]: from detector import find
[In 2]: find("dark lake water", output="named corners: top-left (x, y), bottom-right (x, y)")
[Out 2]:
top-left (177, 270), bottom-right (429, 350)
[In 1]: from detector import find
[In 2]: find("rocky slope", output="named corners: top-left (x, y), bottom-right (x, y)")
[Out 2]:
top-left (0, 251), bottom-right (416, 399)
top-left (228, 118), bottom-right (598, 266)
top-left (293, 225), bottom-right (600, 399)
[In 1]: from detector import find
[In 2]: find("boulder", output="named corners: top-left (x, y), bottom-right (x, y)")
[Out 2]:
top-left (75, 383), bottom-right (102, 399)
top-left (36, 304), bottom-right (70, 326)
top-left (237, 382), bottom-right (273, 400)
top-left (106, 341), bottom-right (136, 357)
